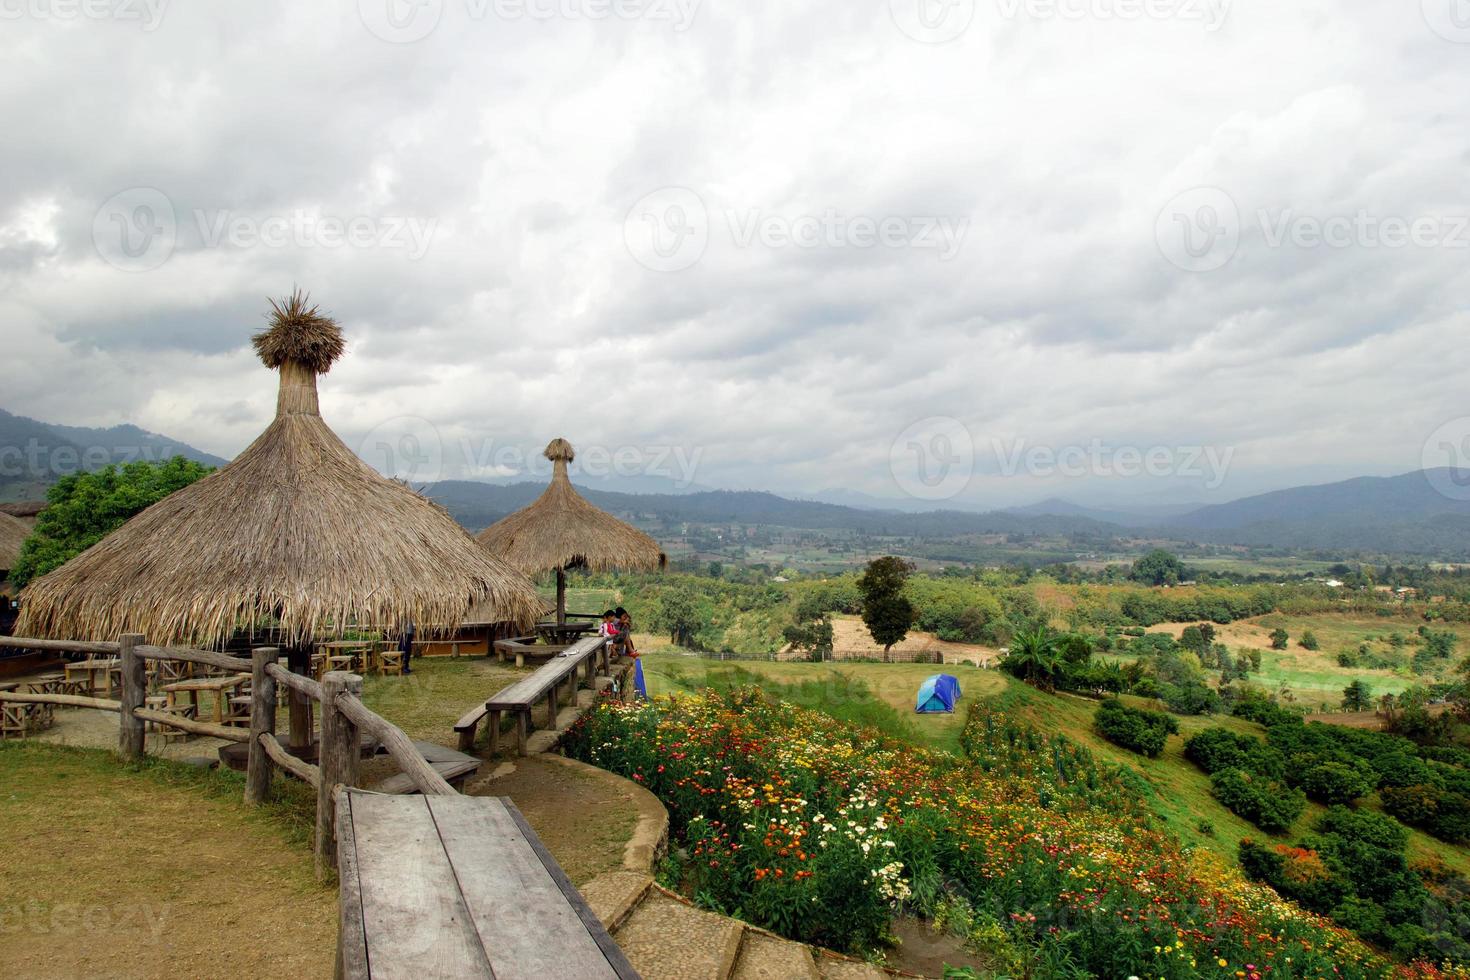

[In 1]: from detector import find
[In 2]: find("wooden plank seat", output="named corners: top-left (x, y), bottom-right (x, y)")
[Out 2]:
top-left (412, 638), bottom-right (464, 659)
top-left (457, 637), bottom-right (609, 755)
top-left (492, 636), bottom-right (566, 668)
top-left (374, 743), bottom-right (481, 794)
top-left (336, 791), bottom-right (637, 980)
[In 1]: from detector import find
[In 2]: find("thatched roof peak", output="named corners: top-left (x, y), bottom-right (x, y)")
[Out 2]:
top-left (477, 439), bottom-right (664, 575)
top-left (544, 438), bottom-right (575, 464)
top-left (252, 290), bottom-right (345, 374)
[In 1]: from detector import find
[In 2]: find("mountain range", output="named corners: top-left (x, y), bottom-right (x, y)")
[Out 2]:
top-left (0, 408), bottom-right (227, 501)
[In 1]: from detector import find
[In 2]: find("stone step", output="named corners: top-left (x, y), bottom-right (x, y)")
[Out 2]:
top-left (613, 892), bottom-right (743, 980)
top-left (579, 871), bottom-right (653, 931)
top-left (732, 931), bottom-right (819, 980)
top-left (816, 957), bottom-right (890, 980)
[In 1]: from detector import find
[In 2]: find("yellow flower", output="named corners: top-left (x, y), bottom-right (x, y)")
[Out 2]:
top-left (1217, 959), bottom-right (1228, 968)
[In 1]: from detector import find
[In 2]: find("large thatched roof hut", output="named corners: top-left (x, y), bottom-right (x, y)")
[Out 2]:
top-left (476, 438), bottom-right (663, 623)
top-left (0, 512), bottom-right (29, 575)
top-left (17, 292), bottom-right (543, 649)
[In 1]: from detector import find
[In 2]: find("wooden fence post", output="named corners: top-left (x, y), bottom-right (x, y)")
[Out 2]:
top-left (245, 647), bottom-right (279, 804)
top-left (316, 671), bottom-right (363, 876)
top-left (117, 633), bottom-right (146, 760)
top-left (288, 646), bottom-right (314, 751)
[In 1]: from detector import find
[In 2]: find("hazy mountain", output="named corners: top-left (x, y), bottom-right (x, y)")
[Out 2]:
top-left (1002, 497), bottom-right (1187, 528)
top-left (1174, 469), bottom-right (1470, 529)
top-left (0, 408), bottom-right (228, 501)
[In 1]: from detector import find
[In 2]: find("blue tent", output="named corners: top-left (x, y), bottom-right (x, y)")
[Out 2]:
top-left (916, 673), bottom-right (961, 713)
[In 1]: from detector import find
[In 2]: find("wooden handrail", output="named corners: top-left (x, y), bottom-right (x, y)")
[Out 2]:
top-left (334, 693), bottom-right (456, 797)
top-left (259, 732), bottom-right (321, 787)
top-left (136, 644), bottom-right (251, 674)
top-left (0, 691), bottom-right (121, 711)
top-left (0, 636), bottom-right (120, 656)
top-left (132, 708), bottom-right (248, 743)
top-left (265, 662), bottom-right (323, 700)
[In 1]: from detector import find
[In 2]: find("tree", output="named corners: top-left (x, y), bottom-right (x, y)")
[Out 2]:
top-left (10, 457), bottom-right (214, 587)
top-left (1341, 680), bottom-right (1373, 712)
top-left (1300, 630), bottom-right (1320, 651)
top-left (658, 586), bottom-right (704, 648)
top-left (856, 557), bottom-right (916, 662)
top-left (1270, 628), bottom-right (1290, 650)
top-left (782, 615), bottom-right (834, 662)
top-left (1130, 549), bottom-right (1186, 587)
top-left (1003, 626), bottom-right (1063, 691)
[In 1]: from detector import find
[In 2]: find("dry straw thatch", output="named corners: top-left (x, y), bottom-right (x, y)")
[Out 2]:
top-left (0, 512), bottom-right (29, 572)
top-left (476, 439), bottom-right (665, 576)
top-left (17, 291), bottom-right (544, 647)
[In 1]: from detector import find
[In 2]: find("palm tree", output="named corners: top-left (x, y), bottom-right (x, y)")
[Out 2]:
top-left (1005, 626), bottom-right (1063, 691)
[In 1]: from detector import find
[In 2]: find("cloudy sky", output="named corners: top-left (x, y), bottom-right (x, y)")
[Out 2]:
top-left (2, 1), bottom-right (1468, 510)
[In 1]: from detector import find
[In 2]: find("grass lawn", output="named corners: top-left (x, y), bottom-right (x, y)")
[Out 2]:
top-left (0, 740), bottom-right (333, 978)
top-left (356, 654), bottom-right (528, 745)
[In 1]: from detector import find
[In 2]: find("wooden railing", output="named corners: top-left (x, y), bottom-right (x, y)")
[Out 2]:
top-left (0, 633), bottom-right (457, 875)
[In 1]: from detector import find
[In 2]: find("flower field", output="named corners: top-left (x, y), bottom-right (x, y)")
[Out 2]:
top-left (566, 689), bottom-right (1467, 978)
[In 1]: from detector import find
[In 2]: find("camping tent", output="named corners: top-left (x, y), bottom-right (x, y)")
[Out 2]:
top-left (916, 673), bottom-right (962, 713)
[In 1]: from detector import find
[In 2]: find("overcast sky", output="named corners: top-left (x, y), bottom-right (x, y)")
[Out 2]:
top-left (3, 1), bottom-right (1468, 510)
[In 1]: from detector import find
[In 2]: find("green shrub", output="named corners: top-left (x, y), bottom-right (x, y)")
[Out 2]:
top-left (1298, 760), bottom-right (1376, 805)
top-left (1211, 768), bottom-right (1305, 834)
top-left (1093, 699), bottom-right (1178, 758)
top-left (1183, 728), bottom-right (1286, 780)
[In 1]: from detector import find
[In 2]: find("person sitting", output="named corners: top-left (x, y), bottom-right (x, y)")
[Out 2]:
top-left (616, 607), bottom-right (638, 659)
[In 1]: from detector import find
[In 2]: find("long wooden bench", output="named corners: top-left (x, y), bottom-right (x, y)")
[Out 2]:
top-left (337, 790), bottom-right (638, 979)
top-left (455, 637), bottom-right (609, 754)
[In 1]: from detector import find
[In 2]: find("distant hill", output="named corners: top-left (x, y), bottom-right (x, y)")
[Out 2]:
top-left (423, 480), bottom-right (1121, 540)
top-left (0, 408), bottom-right (227, 501)
top-left (1165, 469), bottom-right (1470, 556)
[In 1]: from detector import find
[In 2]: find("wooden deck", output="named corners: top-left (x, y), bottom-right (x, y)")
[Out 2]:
top-left (336, 790), bottom-right (639, 979)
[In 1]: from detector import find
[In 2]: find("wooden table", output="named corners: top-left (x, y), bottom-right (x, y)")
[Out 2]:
top-left (319, 641), bottom-right (375, 674)
top-left (535, 622), bottom-right (596, 645)
top-left (162, 673), bottom-right (249, 724)
top-left (337, 792), bottom-right (637, 979)
top-left (64, 659), bottom-right (121, 697)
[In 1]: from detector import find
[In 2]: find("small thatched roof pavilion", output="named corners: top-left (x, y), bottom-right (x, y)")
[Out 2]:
top-left (476, 438), bottom-right (664, 624)
top-left (17, 291), bottom-right (544, 650)
top-left (0, 512), bottom-right (29, 575)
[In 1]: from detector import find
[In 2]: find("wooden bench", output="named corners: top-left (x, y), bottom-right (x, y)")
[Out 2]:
top-left (455, 637), bottom-right (609, 755)
top-left (336, 791), bottom-right (638, 979)
top-left (375, 741), bottom-right (482, 794)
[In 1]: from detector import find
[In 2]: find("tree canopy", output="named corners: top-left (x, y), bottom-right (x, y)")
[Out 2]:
top-left (856, 556), bottom-right (916, 660)
top-left (10, 457), bottom-right (214, 587)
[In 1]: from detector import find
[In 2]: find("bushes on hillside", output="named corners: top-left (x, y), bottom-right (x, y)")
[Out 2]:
top-left (1299, 760), bottom-right (1378, 805)
top-left (1381, 784), bottom-right (1470, 844)
top-left (1211, 768), bottom-right (1305, 834)
top-left (1093, 700), bottom-right (1178, 758)
top-left (1184, 728), bottom-right (1286, 780)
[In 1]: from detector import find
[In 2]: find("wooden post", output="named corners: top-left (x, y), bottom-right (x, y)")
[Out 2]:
top-left (556, 566), bottom-right (566, 625)
top-left (316, 671), bottom-right (362, 875)
top-left (245, 647), bottom-right (279, 804)
top-left (117, 634), bottom-right (146, 760)
top-left (288, 644), bottom-right (314, 751)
